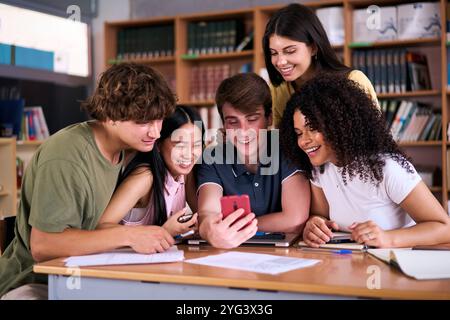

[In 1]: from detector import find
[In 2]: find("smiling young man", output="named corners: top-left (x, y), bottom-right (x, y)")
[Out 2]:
top-left (197, 73), bottom-right (310, 249)
top-left (0, 63), bottom-right (176, 299)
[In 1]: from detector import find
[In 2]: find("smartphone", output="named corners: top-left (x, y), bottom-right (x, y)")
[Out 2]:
top-left (220, 195), bottom-right (251, 221)
top-left (327, 232), bottom-right (354, 244)
top-left (177, 212), bottom-right (194, 223)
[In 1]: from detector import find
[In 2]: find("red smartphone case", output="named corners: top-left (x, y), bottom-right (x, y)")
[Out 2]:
top-left (220, 195), bottom-right (251, 219)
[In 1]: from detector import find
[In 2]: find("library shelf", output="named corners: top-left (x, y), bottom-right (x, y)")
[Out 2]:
top-left (378, 90), bottom-right (441, 99)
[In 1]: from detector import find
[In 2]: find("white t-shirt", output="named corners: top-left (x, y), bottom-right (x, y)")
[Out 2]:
top-left (311, 158), bottom-right (421, 232)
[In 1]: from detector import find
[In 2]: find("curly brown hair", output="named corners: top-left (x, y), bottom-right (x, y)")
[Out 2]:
top-left (280, 73), bottom-right (413, 185)
top-left (82, 63), bottom-right (176, 122)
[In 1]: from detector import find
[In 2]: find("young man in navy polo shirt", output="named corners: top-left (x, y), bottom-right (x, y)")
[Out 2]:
top-left (196, 73), bottom-right (310, 249)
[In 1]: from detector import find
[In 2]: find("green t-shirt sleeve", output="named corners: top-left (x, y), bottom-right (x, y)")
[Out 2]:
top-left (28, 160), bottom-right (91, 233)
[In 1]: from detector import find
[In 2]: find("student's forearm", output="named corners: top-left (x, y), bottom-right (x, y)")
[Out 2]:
top-left (31, 226), bottom-right (131, 262)
top-left (257, 212), bottom-right (306, 233)
top-left (96, 222), bottom-right (122, 230)
top-left (387, 221), bottom-right (450, 248)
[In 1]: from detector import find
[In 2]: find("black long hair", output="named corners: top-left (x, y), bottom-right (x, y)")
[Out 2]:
top-left (118, 106), bottom-right (204, 226)
top-left (263, 3), bottom-right (351, 87)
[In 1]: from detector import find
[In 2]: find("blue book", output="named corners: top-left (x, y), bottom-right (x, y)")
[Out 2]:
top-left (0, 99), bottom-right (25, 137)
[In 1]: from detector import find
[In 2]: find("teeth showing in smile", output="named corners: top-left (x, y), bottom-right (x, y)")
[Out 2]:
top-left (177, 160), bottom-right (192, 166)
top-left (237, 139), bottom-right (251, 144)
top-left (280, 66), bottom-right (293, 73)
top-left (305, 146), bottom-right (319, 154)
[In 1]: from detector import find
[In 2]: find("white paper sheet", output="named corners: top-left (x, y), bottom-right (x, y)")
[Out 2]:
top-left (185, 252), bottom-right (321, 275)
top-left (64, 246), bottom-right (184, 267)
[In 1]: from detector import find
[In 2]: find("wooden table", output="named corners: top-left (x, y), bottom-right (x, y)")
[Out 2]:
top-left (33, 245), bottom-right (450, 300)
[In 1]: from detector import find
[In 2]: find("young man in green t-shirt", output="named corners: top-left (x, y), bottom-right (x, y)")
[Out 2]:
top-left (0, 63), bottom-right (176, 299)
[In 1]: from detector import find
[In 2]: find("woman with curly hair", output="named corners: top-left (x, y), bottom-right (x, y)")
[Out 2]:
top-left (280, 74), bottom-right (450, 248)
top-left (263, 3), bottom-right (378, 128)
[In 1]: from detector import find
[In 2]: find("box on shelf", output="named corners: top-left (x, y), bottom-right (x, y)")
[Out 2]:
top-left (316, 6), bottom-right (344, 46)
top-left (0, 43), bottom-right (12, 65)
top-left (353, 6), bottom-right (397, 43)
top-left (397, 2), bottom-right (441, 40)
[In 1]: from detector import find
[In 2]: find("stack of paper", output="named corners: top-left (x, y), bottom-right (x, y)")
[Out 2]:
top-left (64, 246), bottom-right (184, 267)
top-left (185, 251), bottom-right (321, 275)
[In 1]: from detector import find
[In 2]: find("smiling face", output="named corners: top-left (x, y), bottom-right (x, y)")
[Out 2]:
top-left (114, 119), bottom-right (162, 152)
top-left (222, 103), bottom-right (271, 163)
top-left (293, 110), bottom-right (336, 166)
top-left (160, 122), bottom-right (203, 178)
top-left (269, 34), bottom-right (316, 83)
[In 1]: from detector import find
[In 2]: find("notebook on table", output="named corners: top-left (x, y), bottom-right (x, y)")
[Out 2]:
top-left (296, 232), bottom-right (367, 251)
top-left (186, 232), bottom-right (299, 247)
top-left (368, 248), bottom-right (450, 280)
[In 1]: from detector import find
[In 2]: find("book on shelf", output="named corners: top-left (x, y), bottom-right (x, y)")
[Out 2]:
top-left (406, 52), bottom-right (431, 91)
top-left (23, 107), bottom-right (49, 141)
top-left (353, 6), bottom-right (397, 43)
top-left (0, 98), bottom-right (25, 138)
top-left (382, 99), bottom-right (440, 142)
top-left (187, 19), bottom-right (245, 56)
top-left (117, 24), bottom-right (174, 60)
top-left (316, 6), bottom-right (344, 46)
top-left (353, 49), bottom-right (431, 94)
top-left (189, 63), bottom-right (237, 103)
top-left (235, 30), bottom-right (253, 52)
top-left (397, 2), bottom-right (441, 40)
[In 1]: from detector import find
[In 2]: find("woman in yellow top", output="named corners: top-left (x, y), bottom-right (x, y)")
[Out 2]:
top-left (263, 3), bottom-right (378, 128)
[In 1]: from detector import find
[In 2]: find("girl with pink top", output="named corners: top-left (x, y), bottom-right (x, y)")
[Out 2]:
top-left (97, 106), bottom-right (204, 237)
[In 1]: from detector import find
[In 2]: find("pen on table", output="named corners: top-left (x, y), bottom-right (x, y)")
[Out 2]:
top-left (300, 247), bottom-right (352, 254)
top-left (174, 229), bottom-right (195, 240)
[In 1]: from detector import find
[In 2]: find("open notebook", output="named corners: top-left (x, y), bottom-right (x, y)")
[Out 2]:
top-left (368, 248), bottom-right (450, 280)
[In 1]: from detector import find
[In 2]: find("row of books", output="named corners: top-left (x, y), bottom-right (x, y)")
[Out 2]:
top-left (19, 106), bottom-right (49, 141)
top-left (116, 25), bottom-right (174, 60)
top-left (187, 19), bottom-right (249, 56)
top-left (189, 62), bottom-right (252, 102)
top-left (0, 43), bottom-right (54, 72)
top-left (381, 100), bottom-right (441, 142)
top-left (198, 106), bottom-right (222, 145)
top-left (353, 49), bottom-right (431, 94)
top-left (353, 2), bottom-right (441, 43)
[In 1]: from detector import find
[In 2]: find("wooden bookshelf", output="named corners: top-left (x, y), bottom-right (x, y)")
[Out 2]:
top-left (109, 56), bottom-right (176, 65)
top-left (398, 141), bottom-right (442, 147)
top-left (378, 90), bottom-right (441, 99)
top-left (104, 0), bottom-right (450, 209)
top-left (181, 51), bottom-right (254, 61)
top-left (349, 37), bottom-right (441, 49)
top-left (16, 140), bottom-right (44, 146)
top-left (0, 138), bottom-right (17, 218)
